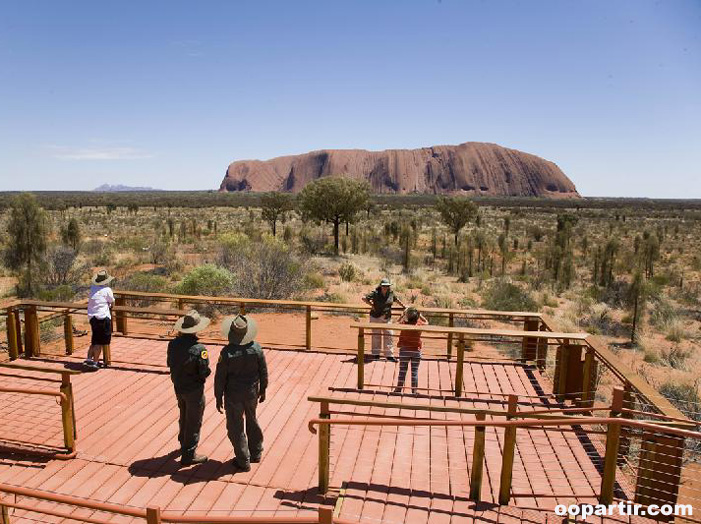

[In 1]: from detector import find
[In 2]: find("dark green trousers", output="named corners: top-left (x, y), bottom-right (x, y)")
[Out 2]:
top-left (176, 387), bottom-right (205, 458)
top-left (225, 389), bottom-right (263, 466)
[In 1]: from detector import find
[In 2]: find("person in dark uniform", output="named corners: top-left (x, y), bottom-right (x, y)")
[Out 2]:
top-left (215, 314), bottom-right (268, 472)
top-left (362, 278), bottom-right (406, 361)
top-left (167, 310), bottom-right (211, 466)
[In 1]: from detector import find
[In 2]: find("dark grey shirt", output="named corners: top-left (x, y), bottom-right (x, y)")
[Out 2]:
top-left (167, 334), bottom-right (211, 393)
top-left (214, 341), bottom-right (268, 401)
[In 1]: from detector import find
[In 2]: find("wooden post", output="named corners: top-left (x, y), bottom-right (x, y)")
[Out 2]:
top-left (24, 305), bottom-right (40, 358)
top-left (318, 507), bottom-right (333, 524)
top-left (14, 310), bottom-right (23, 357)
top-left (357, 328), bottom-right (365, 390)
top-left (103, 344), bottom-right (111, 367)
top-left (146, 506), bottom-right (161, 524)
top-left (62, 373), bottom-right (77, 441)
top-left (536, 321), bottom-right (548, 370)
top-left (455, 334), bottom-right (465, 397)
top-left (60, 380), bottom-right (75, 453)
top-left (634, 432), bottom-right (685, 516)
top-left (239, 302), bottom-right (246, 315)
top-left (306, 305), bottom-right (312, 351)
top-left (63, 312), bottom-right (74, 355)
top-left (554, 340), bottom-right (569, 401)
top-left (447, 313), bottom-right (454, 359)
top-left (318, 401), bottom-right (331, 494)
top-left (0, 503), bottom-right (9, 524)
top-left (600, 387), bottom-right (624, 504)
top-left (114, 296), bottom-right (127, 335)
top-left (581, 347), bottom-right (595, 409)
top-left (177, 298), bottom-right (185, 311)
top-left (470, 412), bottom-right (486, 502)
top-left (617, 384), bottom-right (633, 465)
top-left (6, 309), bottom-right (19, 360)
top-left (499, 395), bottom-right (518, 505)
top-left (522, 318), bottom-right (539, 361)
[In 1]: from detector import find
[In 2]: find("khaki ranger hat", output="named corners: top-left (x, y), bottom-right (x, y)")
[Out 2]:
top-left (92, 269), bottom-right (114, 286)
top-left (221, 314), bottom-right (258, 345)
top-left (174, 309), bottom-right (211, 334)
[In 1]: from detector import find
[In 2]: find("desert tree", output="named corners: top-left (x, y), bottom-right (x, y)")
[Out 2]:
top-left (599, 239), bottom-right (619, 288)
top-left (60, 217), bottom-right (81, 251)
top-left (498, 233), bottom-right (509, 275)
top-left (400, 225), bottom-right (413, 273)
top-left (260, 192), bottom-right (294, 237)
top-left (297, 176), bottom-right (370, 255)
top-left (628, 270), bottom-right (648, 344)
top-left (435, 196), bottom-right (478, 246)
top-left (4, 193), bottom-right (48, 295)
top-left (640, 231), bottom-right (660, 278)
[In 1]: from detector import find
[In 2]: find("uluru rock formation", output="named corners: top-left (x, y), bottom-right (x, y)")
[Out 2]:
top-left (219, 142), bottom-right (579, 198)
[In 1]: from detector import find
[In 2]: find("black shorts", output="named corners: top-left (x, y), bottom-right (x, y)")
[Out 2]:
top-left (90, 317), bottom-right (112, 345)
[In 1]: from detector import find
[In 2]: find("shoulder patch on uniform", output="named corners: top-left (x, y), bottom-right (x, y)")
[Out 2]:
top-left (201, 350), bottom-right (208, 359)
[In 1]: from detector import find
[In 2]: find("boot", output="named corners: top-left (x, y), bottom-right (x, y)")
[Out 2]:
top-left (232, 459), bottom-right (251, 471)
top-left (181, 453), bottom-right (207, 466)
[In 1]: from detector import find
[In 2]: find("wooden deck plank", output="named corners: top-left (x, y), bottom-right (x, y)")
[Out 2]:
top-left (1, 337), bottom-right (635, 524)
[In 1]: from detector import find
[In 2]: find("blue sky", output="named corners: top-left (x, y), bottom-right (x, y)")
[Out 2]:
top-left (0, 0), bottom-right (699, 197)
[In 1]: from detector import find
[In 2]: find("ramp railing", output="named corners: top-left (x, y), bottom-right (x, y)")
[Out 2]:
top-left (0, 483), bottom-right (360, 524)
top-left (308, 388), bottom-right (701, 521)
top-left (0, 362), bottom-right (78, 458)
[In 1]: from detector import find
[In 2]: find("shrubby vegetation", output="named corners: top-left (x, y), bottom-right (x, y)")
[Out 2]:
top-left (219, 234), bottom-right (306, 300)
top-left (481, 281), bottom-right (538, 312)
top-left (177, 264), bottom-right (235, 297)
top-left (1, 187), bottom-right (700, 398)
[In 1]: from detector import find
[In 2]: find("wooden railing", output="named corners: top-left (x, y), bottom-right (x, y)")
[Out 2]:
top-left (308, 387), bottom-right (701, 513)
top-left (109, 290), bottom-right (542, 356)
top-left (1, 292), bottom-right (700, 518)
top-left (0, 362), bottom-right (78, 458)
top-left (2, 293), bottom-right (543, 362)
top-left (1, 293), bottom-right (693, 425)
top-left (0, 484), bottom-right (356, 524)
top-left (351, 321), bottom-right (588, 394)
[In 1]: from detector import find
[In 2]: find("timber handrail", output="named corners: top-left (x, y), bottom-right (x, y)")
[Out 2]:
top-left (307, 415), bottom-right (701, 438)
top-left (0, 362), bottom-right (77, 456)
top-left (0, 484), bottom-right (357, 524)
top-left (540, 313), bottom-right (694, 425)
top-left (21, 300), bottom-right (184, 317)
top-left (110, 289), bottom-right (543, 318)
top-left (309, 406), bottom-right (701, 505)
top-left (0, 386), bottom-right (67, 403)
top-left (0, 362), bottom-right (80, 376)
top-left (307, 395), bottom-right (615, 421)
top-left (351, 322), bottom-right (588, 340)
top-left (352, 322), bottom-right (585, 394)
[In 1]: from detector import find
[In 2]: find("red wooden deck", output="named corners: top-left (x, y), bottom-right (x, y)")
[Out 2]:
top-left (0, 336), bottom-right (649, 523)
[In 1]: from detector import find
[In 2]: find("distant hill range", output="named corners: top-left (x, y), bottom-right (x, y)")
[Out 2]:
top-left (94, 184), bottom-right (162, 192)
top-left (219, 141), bottom-right (579, 198)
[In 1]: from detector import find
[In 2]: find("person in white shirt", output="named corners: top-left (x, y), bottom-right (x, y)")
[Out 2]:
top-left (84, 270), bottom-right (115, 369)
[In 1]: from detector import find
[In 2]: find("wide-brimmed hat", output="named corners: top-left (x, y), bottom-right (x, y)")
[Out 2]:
top-left (221, 314), bottom-right (258, 345)
top-left (174, 309), bottom-right (211, 334)
top-left (379, 278), bottom-right (392, 287)
top-left (92, 270), bottom-right (114, 286)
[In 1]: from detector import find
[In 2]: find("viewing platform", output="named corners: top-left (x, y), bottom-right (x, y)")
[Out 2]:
top-left (0, 293), bottom-right (699, 523)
